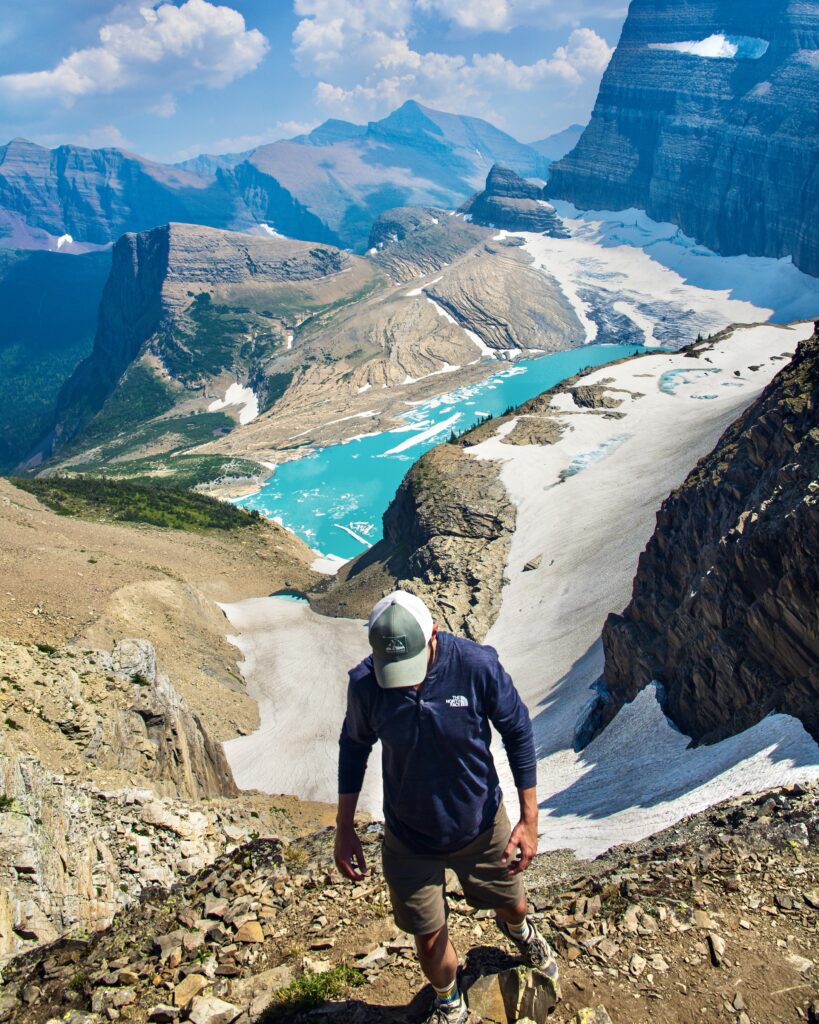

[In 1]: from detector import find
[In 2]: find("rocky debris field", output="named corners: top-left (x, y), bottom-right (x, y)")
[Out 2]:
top-left (1, 783), bottom-right (815, 1024)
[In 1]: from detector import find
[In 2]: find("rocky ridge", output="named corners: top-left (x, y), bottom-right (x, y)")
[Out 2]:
top-left (0, 102), bottom-right (548, 253)
top-left (461, 167), bottom-right (568, 235)
top-left (424, 244), bottom-right (582, 354)
top-left (548, 0), bottom-right (819, 275)
top-left (0, 783), bottom-right (816, 1023)
top-left (367, 207), bottom-right (489, 284)
top-left (312, 443), bottom-right (516, 641)
top-left (599, 322), bottom-right (819, 745)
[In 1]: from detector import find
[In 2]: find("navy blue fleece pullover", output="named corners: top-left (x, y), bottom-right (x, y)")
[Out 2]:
top-left (338, 631), bottom-right (536, 854)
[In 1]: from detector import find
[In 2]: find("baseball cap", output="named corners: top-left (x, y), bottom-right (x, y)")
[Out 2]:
top-left (368, 591), bottom-right (434, 689)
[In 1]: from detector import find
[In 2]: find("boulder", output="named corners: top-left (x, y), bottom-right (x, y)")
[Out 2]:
top-left (466, 966), bottom-right (560, 1022)
top-left (188, 996), bottom-right (242, 1024)
top-left (572, 1009), bottom-right (613, 1024)
top-left (173, 973), bottom-right (209, 1007)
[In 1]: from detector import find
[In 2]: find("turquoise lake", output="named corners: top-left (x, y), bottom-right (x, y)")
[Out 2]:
top-left (236, 344), bottom-right (645, 560)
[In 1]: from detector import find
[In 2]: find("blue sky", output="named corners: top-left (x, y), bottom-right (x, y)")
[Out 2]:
top-left (0, 0), bottom-right (628, 162)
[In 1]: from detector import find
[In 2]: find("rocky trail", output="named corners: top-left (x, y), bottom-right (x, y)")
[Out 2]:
top-left (1, 784), bottom-right (816, 1024)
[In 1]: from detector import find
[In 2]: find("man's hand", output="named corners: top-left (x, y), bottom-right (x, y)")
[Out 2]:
top-left (502, 817), bottom-right (538, 875)
top-left (334, 824), bottom-right (368, 881)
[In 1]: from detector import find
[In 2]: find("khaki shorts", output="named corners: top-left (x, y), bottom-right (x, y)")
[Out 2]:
top-left (381, 805), bottom-right (524, 936)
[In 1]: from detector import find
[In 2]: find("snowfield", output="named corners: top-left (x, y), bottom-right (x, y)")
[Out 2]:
top-left (208, 382), bottom-right (259, 425)
top-left (222, 321), bottom-right (819, 857)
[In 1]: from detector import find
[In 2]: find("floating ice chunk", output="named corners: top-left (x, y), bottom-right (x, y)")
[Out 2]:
top-left (650, 34), bottom-right (769, 60)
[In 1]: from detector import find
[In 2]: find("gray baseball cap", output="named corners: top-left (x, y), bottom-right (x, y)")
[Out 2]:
top-left (368, 591), bottom-right (434, 689)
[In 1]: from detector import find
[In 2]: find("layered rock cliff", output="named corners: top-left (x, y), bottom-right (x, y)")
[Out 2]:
top-left (0, 139), bottom-right (231, 246)
top-left (601, 323), bottom-right (819, 744)
top-left (461, 165), bottom-right (568, 234)
top-left (38, 224), bottom-right (354, 458)
top-left (548, 0), bottom-right (819, 275)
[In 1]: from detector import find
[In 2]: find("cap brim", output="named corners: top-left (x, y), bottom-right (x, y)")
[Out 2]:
top-left (373, 647), bottom-right (429, 689)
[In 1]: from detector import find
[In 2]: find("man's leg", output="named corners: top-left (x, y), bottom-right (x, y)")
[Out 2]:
top-left (495, 894), bottom-right (528, 928)
top-left (415, 922), bottom-right (459, 990)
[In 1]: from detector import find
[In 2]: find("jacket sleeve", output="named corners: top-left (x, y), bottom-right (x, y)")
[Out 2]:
top-left (484, 655), bottom-right (537, 790)
top-left (338, 676), bottom-right (377, 795)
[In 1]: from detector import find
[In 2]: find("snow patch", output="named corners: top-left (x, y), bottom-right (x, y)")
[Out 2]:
top-left (650, 34), bottom-right (769, 60)
top-left (207, 382), bottom-right (259, 425)
top-left (254, 222), bottom-right (285, 238)
top-left (56, 233), bottom-right (73, 249)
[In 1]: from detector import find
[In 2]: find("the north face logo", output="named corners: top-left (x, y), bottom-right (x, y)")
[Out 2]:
top-left (446, 695), bottom-right (469, 708)
top-left (384, 636), bottom-right (407, 656)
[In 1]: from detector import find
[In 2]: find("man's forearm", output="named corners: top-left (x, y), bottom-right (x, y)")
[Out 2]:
top-left (336, 791), bottom-right (360, 830)
top-left (518, 786), bottom-right (538, 824)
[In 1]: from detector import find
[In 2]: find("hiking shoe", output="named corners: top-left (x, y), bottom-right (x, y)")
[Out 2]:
top-left (423, 996), bottom-right (469, 1024)
top-left (496, 916), bottom-right (559, 978)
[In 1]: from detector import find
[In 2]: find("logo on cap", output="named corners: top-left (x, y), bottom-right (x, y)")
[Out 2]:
top-left (383, 635), bottom-right (408, 657)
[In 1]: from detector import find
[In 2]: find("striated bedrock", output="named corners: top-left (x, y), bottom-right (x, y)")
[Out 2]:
top-left (424, 244), bottom-right (584, 352)
top-left (548, 0), bottom-right (819, 275)
top-left (461, 165), bottom-right (568, 235)
top-left (601, 324), bottom-right (819, 745)
top-left (37, 223), bottom-right (353, 457)
top-left (311, 444), bottom-right (515, 642)
top-left (367, 205), bottom-right (489, 283)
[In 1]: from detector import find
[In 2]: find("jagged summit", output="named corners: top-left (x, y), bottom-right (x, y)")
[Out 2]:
top-left (461, 164), bottom-right (568, 234)
top-left (0, 103), bottom-right (547, 253)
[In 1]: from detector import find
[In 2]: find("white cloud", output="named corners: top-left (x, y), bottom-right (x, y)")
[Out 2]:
top-left (298, 4), bottom-right (614, 124)
top-left (33, 124), bottom-right (136, 150)
top-left (171, 130), bottom-right (275, 161)
top-left (0, 0), bottom-right (268, 106)
top-left (417, 0), bottom-right (626, 31)
top-left (276, 119), bottom-right (321, 137)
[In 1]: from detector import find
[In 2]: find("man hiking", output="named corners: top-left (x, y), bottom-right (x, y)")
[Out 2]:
top-left (335, 590), bottom-right (558, 1024)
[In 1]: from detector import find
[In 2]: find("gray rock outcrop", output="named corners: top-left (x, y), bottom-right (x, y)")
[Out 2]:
top-left (548, 0), bottom-right (819, 275)
top-left (0, 637), bottom-right (242, 961)
top-left (600, 324), bottom-right (819, 744)
top-left (312, 444), bottom-right (516, 641)
top-left (461, 165), bottom-right (568, 235)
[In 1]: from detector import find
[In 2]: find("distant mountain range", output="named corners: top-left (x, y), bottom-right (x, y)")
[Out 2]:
top-left (0, 103), bottom-right (580, 254)
top-left (548, 0), bottom-right (819, 276)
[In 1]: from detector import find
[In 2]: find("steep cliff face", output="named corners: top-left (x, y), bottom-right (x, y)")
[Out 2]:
top-left (461, 165), bottom-right (568, 234)
top-left (38, 224), bottom-right (356, 458)
top-left (548, 0), bottom-right (819, 275)
top-left (0, 636), bottom-right (240, 959)
top-left (601, 324), bottom-right (819, 744)
top-left (0, 139), bottom-right (230, 245)
top-left (48, 227), bottom-right (170, 449)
